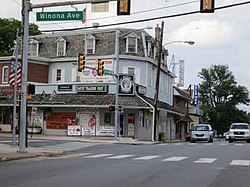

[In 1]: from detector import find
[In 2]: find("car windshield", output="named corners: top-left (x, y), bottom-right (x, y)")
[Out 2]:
top-left (231, 124), bottom-right (249, 129)
top-left (192, 125), bottom-right (209, 131)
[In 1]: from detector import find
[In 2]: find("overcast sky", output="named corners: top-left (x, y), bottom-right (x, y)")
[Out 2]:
top-left (1, 0), bottom-right (250, 110)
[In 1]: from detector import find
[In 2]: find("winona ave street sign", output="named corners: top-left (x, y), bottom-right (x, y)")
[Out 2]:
top-left (37, 11), bottom-right (83, 21)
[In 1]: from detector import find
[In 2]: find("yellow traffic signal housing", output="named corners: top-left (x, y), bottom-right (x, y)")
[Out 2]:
top-left (200, 0), bottom-right (215, 13)
top-left (117, 0), bottom-right (131, 15)
top-left (97, 59), bottom-right (104, 76)
top-left (78, 54), bottom-right (85, 72)
top-left (26, 93), bottom-right (32, 100)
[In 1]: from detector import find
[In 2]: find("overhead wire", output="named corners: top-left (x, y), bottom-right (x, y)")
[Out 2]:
top-left (40, 1), bottom-right (250, 33)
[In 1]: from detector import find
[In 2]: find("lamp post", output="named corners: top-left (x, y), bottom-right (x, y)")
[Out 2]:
top-left (114, 27), bottom-right (152, 141)
top-left (153, 36), bottom-right (195, 141)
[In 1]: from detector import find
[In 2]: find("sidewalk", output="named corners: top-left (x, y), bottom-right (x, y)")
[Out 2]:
top-left (0, 133), bottom-right (158, 162)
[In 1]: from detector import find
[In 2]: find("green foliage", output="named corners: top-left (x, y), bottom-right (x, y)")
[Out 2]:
top-left (0, 18), bottom-right (41, 56)
top-left (198, 65), bottom-right (250, 133)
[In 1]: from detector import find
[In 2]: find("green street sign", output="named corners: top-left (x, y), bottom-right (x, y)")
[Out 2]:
top-left (37, 11), bottom-right (83, 21)
top-left (103, 69), bottom-right (114, 76)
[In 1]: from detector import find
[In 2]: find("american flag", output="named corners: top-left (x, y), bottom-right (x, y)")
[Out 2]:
top-left (82, 8), bottom-right (86, 24)
top-left (9, 58), bottom-right (22, 87)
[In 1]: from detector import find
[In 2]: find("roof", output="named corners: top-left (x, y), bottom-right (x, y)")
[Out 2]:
top-left (174, 86), bottom-right (192, 101)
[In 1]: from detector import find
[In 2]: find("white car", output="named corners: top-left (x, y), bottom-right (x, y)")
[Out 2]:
top-left (190, 124), bottom-right (214, 143)
top-left (228, 123), bottom-right (250, 143)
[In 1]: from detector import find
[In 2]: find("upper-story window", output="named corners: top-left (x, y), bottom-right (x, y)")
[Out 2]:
top-left (28, 39), bottom-right (39, 57)
top-left (85, 35), bottom-right (96, 55)
top-left (2, 66), bottom-right (9, 84)
top-left (56, 37), bottom-right (66, 57)
top-left (147, 41), bottom-right (152, 57)
top-left (56, 69), bottom-right (62, 81)
top-left (91, 2), bottom-right (109, 12)
top-left (125, 33), bottom-right (139, 54)
top-left (149, 68), bottom-right (153, 87)
top-left (128, 67), bottom-right (135, 75)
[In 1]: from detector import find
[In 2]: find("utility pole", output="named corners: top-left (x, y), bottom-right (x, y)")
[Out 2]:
top-left (153, 21), bottom-right (164, 141)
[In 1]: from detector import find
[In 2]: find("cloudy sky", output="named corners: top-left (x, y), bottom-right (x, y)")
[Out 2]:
top-left (1, 0), bottom-right (250, 109)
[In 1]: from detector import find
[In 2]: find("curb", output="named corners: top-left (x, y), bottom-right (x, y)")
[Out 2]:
top-left (0, 151), bottom-right (68, 162)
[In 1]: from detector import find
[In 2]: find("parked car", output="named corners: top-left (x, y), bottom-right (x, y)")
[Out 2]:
top-left (228, 123), bottom-right (250, 143)
top-left (190, 124), bottom-right (214, 143)
top-left (223, 132), bottom-right (229, 141)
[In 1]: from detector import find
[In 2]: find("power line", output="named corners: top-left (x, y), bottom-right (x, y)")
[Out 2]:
top-left (36, 0), bottom-right (199, 26)
top-left (41, 1), bottom-right (250, 33)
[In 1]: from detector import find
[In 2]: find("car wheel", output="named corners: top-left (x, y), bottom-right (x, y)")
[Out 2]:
top-left (190, 140), bottom-right (196, 143)
top-left (246, 140), bottom-right (250, 143)
top-left (229, 139), bottom-right (233, 143)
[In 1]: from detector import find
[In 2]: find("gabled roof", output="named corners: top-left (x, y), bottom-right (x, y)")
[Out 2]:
top-left (174, 86), bottom-right (192, 101)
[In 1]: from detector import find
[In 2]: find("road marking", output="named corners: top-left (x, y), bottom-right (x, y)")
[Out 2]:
top-left (133, 156), bottom-right (161, 160)
top-left (173, 143), bottom-right (183, 145)
top-left (162, 157), bottom-right (188, 161)
top-left (203, 143), bottom-right (213, 145)
top-left (106, 155), bottom-right (135, 159)
top-left (219, 143), bottom-right (228, 145)
top-left (235, 144), bottom-right (244, 146)
top-left (84, 154), bottom-right (113, 158)
top-left (194, 158), bottom-right (217, 163)
top-left (230, 160), bottom-right (250, 166)
top-left (188, 143), bottom-right (197, 145)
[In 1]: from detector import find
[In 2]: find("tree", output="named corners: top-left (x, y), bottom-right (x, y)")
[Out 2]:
top-left (0, 18), bottom-right (41, 56)
top-left (198, 64), bottom-right (250, 134)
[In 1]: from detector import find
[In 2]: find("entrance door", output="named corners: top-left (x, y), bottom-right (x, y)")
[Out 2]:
top-left (120, 115), bottom-right (124, 136)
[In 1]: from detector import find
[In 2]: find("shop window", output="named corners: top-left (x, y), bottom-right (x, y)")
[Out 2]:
top-left (0, 107), bottom-right (11, 124)
top-left (128, 114), bottom-right (135, 124)
top-left (104, 113), bottom-right (111, 124)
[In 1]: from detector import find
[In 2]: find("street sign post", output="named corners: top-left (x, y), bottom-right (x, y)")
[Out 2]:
top-left (37, 11), bottom-right (83, 21)
top-left (103, 69), bottom-right (114, 76)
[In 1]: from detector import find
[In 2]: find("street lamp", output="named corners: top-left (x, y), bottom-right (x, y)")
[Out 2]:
top-left (163, 40), bottom-right (195, 46)
top-left (114, 27), bottom-right (152, 141)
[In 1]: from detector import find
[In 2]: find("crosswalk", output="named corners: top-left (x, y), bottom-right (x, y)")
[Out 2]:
top-left (64, 152), bottom-right (250, 167)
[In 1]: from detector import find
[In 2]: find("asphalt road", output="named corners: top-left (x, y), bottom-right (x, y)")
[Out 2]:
top-left (1, 140), bottom-right (250, 187)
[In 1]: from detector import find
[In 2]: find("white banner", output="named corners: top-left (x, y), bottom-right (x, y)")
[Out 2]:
top-left (67, 125), bottom-right (81, 136)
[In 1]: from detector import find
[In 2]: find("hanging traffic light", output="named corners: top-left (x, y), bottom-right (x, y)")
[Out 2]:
top-left (109, 106), bottom-right (115, 111)
top-left (117, 0), bottom-right (131, 15)
top-left (78, 54), bottom-right (85, 72)
top-left (200, 0), bottom-right (215, 13)
top-left (97, 59), bottom-right (104, 76)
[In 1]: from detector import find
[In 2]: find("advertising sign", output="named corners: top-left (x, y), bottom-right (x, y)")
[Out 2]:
top-left (67, 125), bottom-right (81, 136)
top-left (193, 85), bottom-right (199, 106)
top-left (82, 126), bottom-right (95, 136)
top-left (96, 126), bottom-right (115, 136)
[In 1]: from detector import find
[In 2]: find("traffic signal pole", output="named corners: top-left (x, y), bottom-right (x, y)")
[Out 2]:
top-left (18, 0), bottom-right (120, 153)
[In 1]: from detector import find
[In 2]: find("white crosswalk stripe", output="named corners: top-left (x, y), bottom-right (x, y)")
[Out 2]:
top-left (230, 160), bottom-right (250, 166)
top-left (106, 155), bottom-right (135, 159)
top-left (133, 156), bottom-right (161, 160)
top-left (194, 158), bottom-right (217, 163)
top-left (84, 154), bottom-right (113, 158)
top-left (162, 157), bottom-right (188, 162)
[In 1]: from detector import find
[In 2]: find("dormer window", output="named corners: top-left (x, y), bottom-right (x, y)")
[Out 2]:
top-left (125, 33), bottom-right (139, 54)
top-left (28, 39), bottom-right (39, 56)
top-left (85, 35), bottom-right (96, 55)
top-left (56, 37), bottom-right (66, 57)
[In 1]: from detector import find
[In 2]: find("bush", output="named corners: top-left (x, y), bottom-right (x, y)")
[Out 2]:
top-left (159, 132), bottom-right (166, 142)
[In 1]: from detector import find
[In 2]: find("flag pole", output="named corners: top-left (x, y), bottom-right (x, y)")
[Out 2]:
top-left (12, 29), bottom-right (19, 146)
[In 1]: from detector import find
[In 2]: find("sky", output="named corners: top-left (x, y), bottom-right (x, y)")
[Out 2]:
top-left (1, 0), bottom-right (250, 110)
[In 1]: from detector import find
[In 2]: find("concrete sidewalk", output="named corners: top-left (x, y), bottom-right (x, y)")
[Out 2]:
top-left (0, 133), bottom-right (157, 162)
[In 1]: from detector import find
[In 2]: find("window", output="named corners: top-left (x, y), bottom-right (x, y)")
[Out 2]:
top-left (56, 37), bottom-right (66, 56)
top-left (128, 67), bottom-right (134, 75)
top-left (104, 113), bottom-right (111, 125)
top-left (160, 75), bottom-right (163, 91)
top-left (126, 37), bottom-right (137, 53)
top-left (2, 66), bottom-right (8, 84)
top-left (85, 35), bottom-right (96, 54)
top-left (149, 69), bottom-right (152, 86)
top-left (0, 107), bottom-right (11, 124)
top-left (28, 39), bottom-right (39, 56)
top-left (56, 69), bottom-right (62, 81)
top-left (147, 42), bottom-right (152, 57)
top-left (91, 2), bottom-right (109, 12)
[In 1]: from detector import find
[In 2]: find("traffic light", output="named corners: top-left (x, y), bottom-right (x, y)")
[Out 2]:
top-left (200, 0), bottom-right (215, 13)
top-left (27, 84), bottom-right (35, 95)
top-left (78, 54), bottom-right (85, 72)
top-left (117, 0), bottom-right (131, 15)
top-left (109, 106), bottom-right (115, 111)
top-left (97, 59), bottom-right (104, 76)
